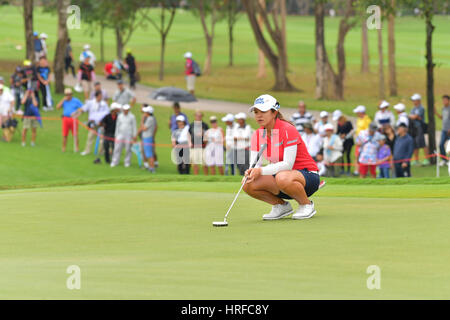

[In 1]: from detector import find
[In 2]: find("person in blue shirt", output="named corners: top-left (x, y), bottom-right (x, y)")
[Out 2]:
top-left (56, 88), bottom-right (83, 152)
top-left (33, 31), bottom-right (44, 62)
top-left (169, 102), bottom-right (188, 133)
top-left (36, 56), bottom-right (53, 111)
top-left (20, 89), bottom-right (39, 147)
top-left (393, 123), bottom-right (414, 178)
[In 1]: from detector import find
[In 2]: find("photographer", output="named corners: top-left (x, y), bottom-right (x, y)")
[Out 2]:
top-left (20, 89), bottom-right (39, 147)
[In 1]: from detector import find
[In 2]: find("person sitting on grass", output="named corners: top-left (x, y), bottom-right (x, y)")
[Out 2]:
top-left (356, 122), bottom-right (381, 179)
top-left (322, 123), bottom-right (343, 177)
top-left (376, 134), bottom-right (392, 179)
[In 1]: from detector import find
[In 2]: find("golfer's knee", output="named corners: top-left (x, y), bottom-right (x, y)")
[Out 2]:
top-left (275, 172), bottom-right (294, 190)
top-left (242, 181), bottom-right (255, 194)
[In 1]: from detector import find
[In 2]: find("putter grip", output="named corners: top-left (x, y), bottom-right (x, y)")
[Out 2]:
top-left (250, 143), bottom-right (267, 169)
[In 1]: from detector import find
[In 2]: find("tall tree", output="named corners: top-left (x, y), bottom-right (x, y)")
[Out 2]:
top-left (315, 0), bottom-right (328, 99)
top-left (256, 0), bottom-right (266, 78)
top-left (23, 0), bottom-right (34, 60)
top-left (360, 17), bottom-right (370, 73)
top-left (143, 0), bottom-right (178, 80)
top-left (243, 0), bottom-right (297, 91)
top-left (225, 0), bottom-right (242, 67)
top-left (377, 20), bottom-right (385, 99)
top-left (326, 0), bottom-right (357, 100)
top-left (387, 0), bottom-right (397, 96)
top-left (54, 0), bottom-right (70, 94)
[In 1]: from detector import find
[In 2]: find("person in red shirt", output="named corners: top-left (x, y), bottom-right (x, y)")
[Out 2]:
top-left (184, 51), bottom-right (195, 95)
top-left (243, 94), bottom-right (320, 221)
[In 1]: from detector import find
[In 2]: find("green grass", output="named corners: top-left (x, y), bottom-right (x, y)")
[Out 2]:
top-left (0, 6), bottom-right (449, 121)
top-left (0, 181), bottom-right (449, 299)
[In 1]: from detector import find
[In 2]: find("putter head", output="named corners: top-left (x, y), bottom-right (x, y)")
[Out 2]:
top-left (212, 221), bottom-right (228, 227)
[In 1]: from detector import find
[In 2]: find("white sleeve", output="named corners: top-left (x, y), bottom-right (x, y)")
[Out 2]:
top-left (260, 144), bottom-right (297, 176)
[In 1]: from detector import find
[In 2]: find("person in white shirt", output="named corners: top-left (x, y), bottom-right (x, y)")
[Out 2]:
top-left (111, 104), bottom-right (137, 167)
top-left (222, 113), bottom-right (237, 175)
top-left (39, 33), bottom-right (48, 57)
top-left (314, 111), bottom-right (329, 137)
top-left (393, 103), bottom-right (409, 127)
top-left (79, 44), bottom-right (97, 67)
top-left (204, 116), bottom-right (225, 175)
top-left (323, 123), bottom-right (343, 177)
top-left (290, 100), bottom-right (315, 133)
top-left (0, 84), bottom-right (14, 141)
top-left (300, 122), bottom-right (322, 160)
top-left (233, 112), bottom-right (253, 175)
top-left (374, 100), bottom-right (396, 128)
top-left (72, 90), bottom-right (110, 156)
top-left (171, 115), bottom-right (190, 174)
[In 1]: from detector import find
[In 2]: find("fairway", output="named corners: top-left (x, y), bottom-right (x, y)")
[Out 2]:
top-left (1, 181), bottom-right (449, 299)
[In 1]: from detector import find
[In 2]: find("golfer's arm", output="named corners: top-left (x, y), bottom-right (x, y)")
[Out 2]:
top-left (257, 145), bottom-right (297, 176)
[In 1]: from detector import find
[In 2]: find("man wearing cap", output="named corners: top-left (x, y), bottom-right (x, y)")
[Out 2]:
top-left (184, 52), bottom-right (196, 95)
top-left (290, 101), bottom-right (315, 134)
top-left (111, 104), bottom-right (137, 168)
top-left (393, 123), bottom-right (414, 177)
top-left (233, 112), bottom-right (253, 176)
top-left (313, 111), bottom-right (330, 137)
top-left (188, 110), bottom-right (209, 175)
top-left (113, 80), bottom-right (136, 107)
top-left (90, 82), bottom-right (109, 101)
top-left (0, 83), bottom-right (14, 141)
top-left (33, 31), bottom-right (44, 62)
top-left (408, 93), bottom-right (429, 165)
top-left (79, 44), bottom-right (96, 66)
top-left (374, 100), bottom-right (395, 128)
top-left (300, 122), bottom-right (322, 160)
top-left (393, 103), bottom-right (409, 127)
top-left (137, 105), bottom-right (157, 172)
top-left (323, 123), bottom-right (343, 177)
top-left (222, 113), bottom-right (237, 175)
top-left (171, 115), bottom-right (190, 174)
top-left (20, 89), bottom-right (40, 147)
top-left (72, 90), bottom-right (110, 156)
top-left (356, 122), bottom-right (382, 178)
top-left (99, 103), bottom-right (121, 164)
top-left (435, 95), bottom-right (450, 165)
top-left (169, 102), bottom-right (189, 133)
top-left (56, 88), bottom-right (83, 152)
top-left (77, 55), bottom-right (96, 101)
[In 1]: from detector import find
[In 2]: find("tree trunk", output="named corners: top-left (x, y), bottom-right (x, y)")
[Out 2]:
top-left (425, 11), bottom-right (436, 164)
top-left (159, 34), bottom-right (166, 81)
top-left (23, 0), bottom-right (34, 60)
top-left (279, 0), bottom-right (288, 73)
top-left (228, 2), bottom-right (234, 67)
top-left (54, 0), bottom-right (70, 94)
top-left (377, 23), bottom-right (385, 99)
top-left (387, 0), bottom-right (397, 96)
top-left (256, 0), bottom-right (266, 78)
top-left (204, 36), bottom-right (213, 75)
top-left (100, 22), bottom-right (105, 62)
top-left (361, 17), bottom-right (370, 73)
top-left (115, 27), bottom-right (124, 60)
top-left (198, 0), bottom-right (214, 75)
top-left (315, 1), bottom-right (328, 99)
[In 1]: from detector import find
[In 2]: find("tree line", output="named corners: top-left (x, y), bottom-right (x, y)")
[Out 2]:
top-left (15, 0), bottom-right (448, 161)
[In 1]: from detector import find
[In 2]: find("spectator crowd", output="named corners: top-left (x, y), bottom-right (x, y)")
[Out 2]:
top-left (0, 35), bottom-right (449, 179)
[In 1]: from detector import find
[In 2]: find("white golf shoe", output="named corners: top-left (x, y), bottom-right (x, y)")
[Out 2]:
top-left (263, 201), bottom-right (294, 220)
top-left (292, 201), bottom-right (316, 220)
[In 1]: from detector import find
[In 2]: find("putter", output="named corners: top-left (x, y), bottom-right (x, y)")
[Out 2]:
top-left (213, 131), bottom-right (267, 227)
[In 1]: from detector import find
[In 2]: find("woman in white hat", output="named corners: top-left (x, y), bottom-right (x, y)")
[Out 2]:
top-left (323, 123), bottom-right (343, 177)
top-left (204, 116), bottom-right (225, 175)
top-left (233, 112), bottom-right (253, 175)
top-left (243, 94), bottom-right (320, 221)
top-left (374, 100), bottom-right (395, 128)
top-left (313, 111), bottom-right (329, 137)
top-left (171, 115), bottom-right (190, 174)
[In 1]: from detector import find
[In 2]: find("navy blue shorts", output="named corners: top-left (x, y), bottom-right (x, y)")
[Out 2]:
top-left (275, 169), bottom-right (320, 199)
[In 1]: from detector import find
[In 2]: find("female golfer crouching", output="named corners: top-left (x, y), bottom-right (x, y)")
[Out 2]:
top-left (243, 94), bottom-right (320, 220)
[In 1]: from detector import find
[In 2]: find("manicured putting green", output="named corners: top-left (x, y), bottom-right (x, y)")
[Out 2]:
top-left (0, 182), bottom-right (449, 299)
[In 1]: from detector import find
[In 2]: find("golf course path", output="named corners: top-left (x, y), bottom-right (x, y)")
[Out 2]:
top-left (64, 75), bottom-right (318, 121)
